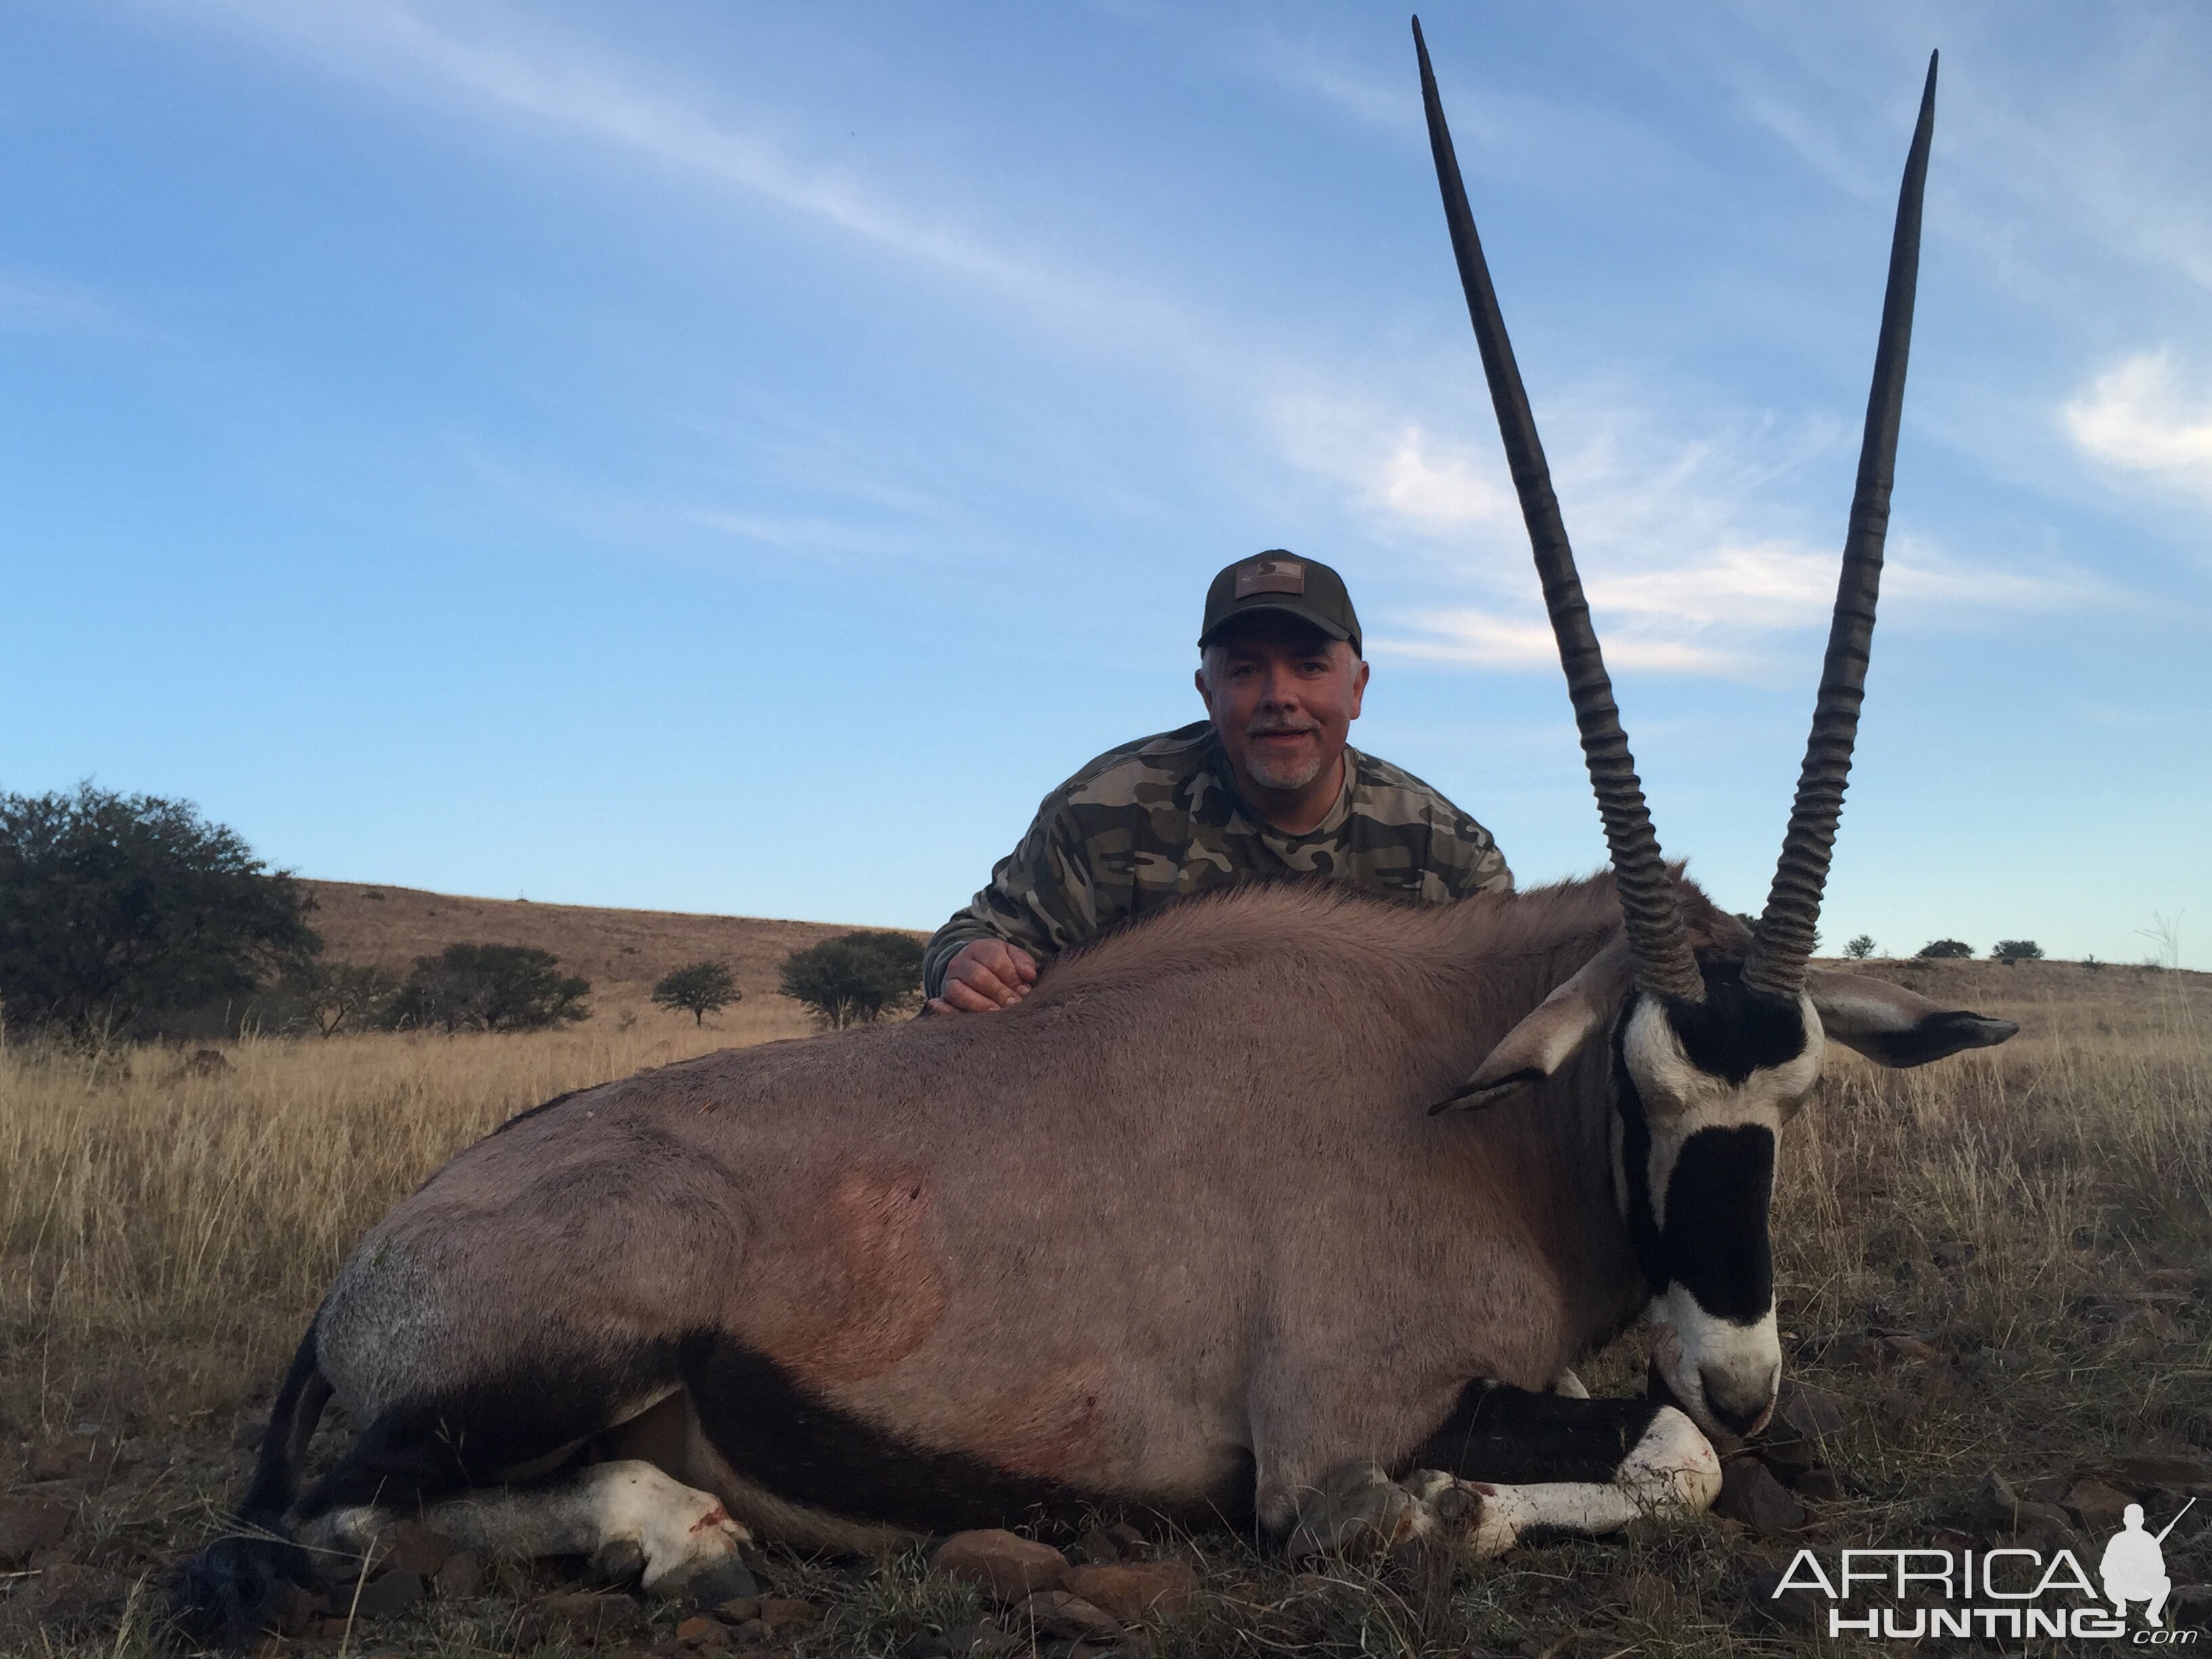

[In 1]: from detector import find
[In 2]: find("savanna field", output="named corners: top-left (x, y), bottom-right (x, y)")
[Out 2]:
top-left (1, 888), bottom-right (2207, 1658)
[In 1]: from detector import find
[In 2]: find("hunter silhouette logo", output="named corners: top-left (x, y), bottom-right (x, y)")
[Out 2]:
top-left (2103, 1499), bottom-right (2194, 1630)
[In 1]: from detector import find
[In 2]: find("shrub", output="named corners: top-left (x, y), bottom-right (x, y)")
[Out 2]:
top-left (383, 943), bottom-right (590, 1032)
top-left (0, 782), bottom-right (320, 1036)
top-left (286, 961), bottom-right (401, 1038)
top-left (652, 961), bottom-right (741, 1025)
top-left (1916, 939), bottom-right (1973, 960)
top-left (779, 931), bottom-right (924, 1029)
top-left (1845, 934), bottom-right (1877, 960)
top-left (1991, 939), bottom-right (2044, 964)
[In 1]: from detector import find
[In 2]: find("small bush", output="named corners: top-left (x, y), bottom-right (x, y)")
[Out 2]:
top-left (1845, 934), bottom-right (1876, 960)
top-left (286, 961), bottom-right (401, 1038)
top-left (652, 960), bottom-right (741, 1025)
top-left (383, 943), bottom-right (590, 1032)
top-left (1916, 939), bottom-right (1973, 960)
top-left (1992, 939), bottom-right (2044, 964)
top-left (779, 931), bottom-right (924, 1029)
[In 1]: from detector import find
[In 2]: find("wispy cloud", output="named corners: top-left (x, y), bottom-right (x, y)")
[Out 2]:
top-left (1282, 377), bottom-right (2112, 678)
top-left (2063, 349), bottom-right (2212, 504)
top-left (182, 1), bottom-right (1097, 312)
top-left (0, 266), bottom-right (107, 331)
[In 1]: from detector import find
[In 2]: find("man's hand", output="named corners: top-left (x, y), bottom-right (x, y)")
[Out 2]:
top-left (927, 939), bottom-right (1039, 1015)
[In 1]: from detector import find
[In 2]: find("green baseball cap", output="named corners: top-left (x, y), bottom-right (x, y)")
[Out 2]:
top-left (1197, 551), bottom-right (1363, 656)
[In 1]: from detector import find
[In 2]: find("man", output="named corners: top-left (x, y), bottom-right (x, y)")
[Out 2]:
top-left (924, 551), bottom-right (1512, 1013)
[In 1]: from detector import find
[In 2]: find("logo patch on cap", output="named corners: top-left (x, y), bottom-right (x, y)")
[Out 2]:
top-left (1235, 556), bottom-right (1306, 598)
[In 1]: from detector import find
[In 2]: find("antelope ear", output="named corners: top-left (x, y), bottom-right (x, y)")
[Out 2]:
top-left (1805, 968), bottom-right (2018, 1067)
top-left (1433, 939), bottom-right (1634, 1113)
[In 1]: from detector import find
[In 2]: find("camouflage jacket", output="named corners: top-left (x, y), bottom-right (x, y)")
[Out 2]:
top-left (922, 720), bottom-right (1513, 998)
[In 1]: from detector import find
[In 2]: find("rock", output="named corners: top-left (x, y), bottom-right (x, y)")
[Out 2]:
top-left (1774, 1380), bottom-right (1847, 1441)
top-left (932, 1529), bottom-right (1071, 1602)
top-left (529, 1589), bottom-right (646, 1644)
top-left (0, 1496), bottom-right (72, 1566)
top-left (435, 1549), bottom-right (485, 1599)
top-left (2100, 1453), bottom-right (2212, 1495)
top-left (675, 1612), bottom-right (731, 1650)
top-left (2064, 1477), bottom-right (2134, 1532)
top-left (1103, 1522), bottom-right (1146, 1556)
top-left (758, 1596), bottom-right (817, 1630)
top-left (272, 1582), bottom-right (321, 1637)
top-left (319, 1617), bottom-right (354, 1639)
top-left (2171, 1586), bottom-right (2212, 1625)
top-left (352, 1569), bottom-right (424, 1620)
top-left (1882, 1333), bottom-right (1939, 1363)
top-left (1062, 1561), bottom-right (1196, 1624)
top-left (901, 1625), bottom-right (1023, 1659)
top-left (2018, 1474), bottom-right (2070, 1505)
top-left (1744, 1567), bottom-right (1820, 1631)
top-left (1072, 1526), bottom-right (1127, 1565)
top-left (1755, 1437), bottom-right (1817, 1478)
top-left (24, 1433), bottom-right (125, 1483)
top-left (1712, 1459), bottom-right (1807, 1536)
top-left (710, 1597), bottom-right (760, 1623)
top-left (2014, 1502), bottom-right (2078, 1552)
top-left (1791, 1466), bottom-right (1843, 1502)
top-left (1971, 1470), bottom-right (2022, 1534)
top-left (1603, 1572), bottom-right (1677, 1619)
top-left (1018, 1590), bottom-right (1122, 1641)
top-left (383, 1518), bottom-right (451, 1577)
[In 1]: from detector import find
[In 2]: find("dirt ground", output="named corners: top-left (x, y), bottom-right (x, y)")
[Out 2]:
top-left (2, 937), bottom-right (2206, 1658)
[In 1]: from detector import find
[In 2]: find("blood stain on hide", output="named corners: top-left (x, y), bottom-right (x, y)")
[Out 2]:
top-left (966, 1356), bottom-right (1113, 1482)
top-left (765, 1169), bottom-right (949, 1389)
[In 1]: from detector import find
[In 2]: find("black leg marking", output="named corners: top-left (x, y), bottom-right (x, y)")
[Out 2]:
top-left (290, 1340), bottom-right (682, 1526)
top-left (1404, 1383), bottom-right (1665, 1486)
top-left (680, 1331), bottom-right (1255, 1535)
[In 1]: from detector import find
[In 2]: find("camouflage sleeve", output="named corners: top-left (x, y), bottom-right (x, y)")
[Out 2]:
top-left (1433, 811), bottom-right (1513, 901)
top-left (921, 796), bottom-right (1109, 999)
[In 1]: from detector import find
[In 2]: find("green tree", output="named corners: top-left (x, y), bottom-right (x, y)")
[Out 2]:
top-left (1990, 939), bottom-right (2044, 964)
top-left (1916, 939), bottom-right (1973, 960)
top-left (384, 943), bottom-right (590, 1032)
top-left (0, 783), bottom-right (320, 1036)
top-left (779, 930), bottom-right (924, 1029)
top-left (1845, 934), bottom-right (1877, 960)
top-left (652, 960), bottom-right (740, 1025)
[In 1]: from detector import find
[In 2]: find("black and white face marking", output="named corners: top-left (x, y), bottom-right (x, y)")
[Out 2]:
top-left (1610, 975), bottom-right (1822, 1439)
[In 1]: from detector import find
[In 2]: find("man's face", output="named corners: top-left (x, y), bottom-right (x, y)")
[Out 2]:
top-left (1195, 617), bottom-right (1370, 797)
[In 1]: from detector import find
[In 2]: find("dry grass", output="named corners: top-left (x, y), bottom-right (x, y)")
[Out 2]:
top-left (2, 956), bottom-right (2207, 1657)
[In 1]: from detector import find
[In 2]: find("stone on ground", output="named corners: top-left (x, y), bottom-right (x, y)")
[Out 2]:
top-left (1061, 1561), bottom-right (1195, 1624)
top-left (931, 1530), bottom-right (1070, 1602)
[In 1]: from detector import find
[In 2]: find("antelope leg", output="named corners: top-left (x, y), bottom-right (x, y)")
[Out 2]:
top-left (300, 1458), bottom-right (754, 1602)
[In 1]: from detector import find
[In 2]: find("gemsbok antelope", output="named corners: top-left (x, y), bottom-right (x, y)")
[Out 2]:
top-left (172, 24), bottom-right (2015, 1649)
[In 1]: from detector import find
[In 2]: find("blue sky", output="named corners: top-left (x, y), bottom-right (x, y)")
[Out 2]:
top-left (3, 1), bottom-right (2207, 966)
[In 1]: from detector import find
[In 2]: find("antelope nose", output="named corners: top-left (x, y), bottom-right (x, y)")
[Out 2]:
top-left (1703, 1373), bottom-right (1777, 1439)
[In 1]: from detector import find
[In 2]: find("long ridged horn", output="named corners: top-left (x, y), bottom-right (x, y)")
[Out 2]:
top-left (1414, 16), bottom-right (1704, 1003)
top-left (1743, 54), bottom-right (1938, 998)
